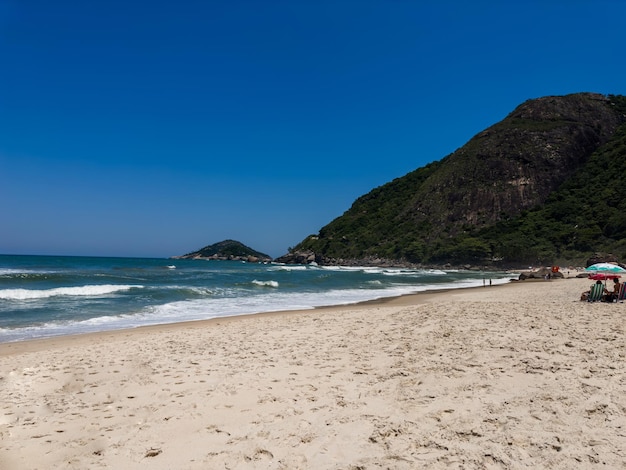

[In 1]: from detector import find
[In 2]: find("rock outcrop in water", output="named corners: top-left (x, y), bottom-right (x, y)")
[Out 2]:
top-left (174, 239), bottom-right (272, 263)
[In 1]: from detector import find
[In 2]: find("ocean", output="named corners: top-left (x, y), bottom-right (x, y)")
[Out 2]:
top-left (0, 254), bottom-right (515, 343)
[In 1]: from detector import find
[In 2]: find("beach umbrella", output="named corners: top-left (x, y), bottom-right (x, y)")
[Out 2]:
top-left (585, 263), bottom-right (626, 274)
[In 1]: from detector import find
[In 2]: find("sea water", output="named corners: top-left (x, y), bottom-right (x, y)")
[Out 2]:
top-left (0, 255), bottom-right (515, 343)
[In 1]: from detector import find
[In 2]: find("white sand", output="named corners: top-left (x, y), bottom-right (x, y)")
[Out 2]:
top-left (1, 276), bottom-right (625, 469)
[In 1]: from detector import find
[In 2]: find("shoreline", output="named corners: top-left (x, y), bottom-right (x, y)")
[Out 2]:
top-left (0, 278), bottom-right (518, 356)
top-left (0, 260), bottom-right (518, 347)
top-left (3, 275), bottom-right (624, 469)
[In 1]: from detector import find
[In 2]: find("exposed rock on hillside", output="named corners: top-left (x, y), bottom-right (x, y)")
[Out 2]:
top-left (400, 93), bottom-right (622, 233)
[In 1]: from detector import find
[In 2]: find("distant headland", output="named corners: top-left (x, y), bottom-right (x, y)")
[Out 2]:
top-left (172, 239), bottom-right (272, 263)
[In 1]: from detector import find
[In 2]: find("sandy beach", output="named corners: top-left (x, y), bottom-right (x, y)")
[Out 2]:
top-left (1, 275), bottom-right (624, 469)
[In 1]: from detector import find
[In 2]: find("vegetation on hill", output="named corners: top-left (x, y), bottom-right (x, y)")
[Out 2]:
top-left (475, 114), bottom-right (626, 265)
top-left (177, 239), bottom-right (271, 261)
top-left (286, 93), bottom-right (626, 267)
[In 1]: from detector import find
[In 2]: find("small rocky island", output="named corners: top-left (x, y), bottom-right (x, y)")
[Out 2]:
top-left (173, 239), bottom-right (272, 263)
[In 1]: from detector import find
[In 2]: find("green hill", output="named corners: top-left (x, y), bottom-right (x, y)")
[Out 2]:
top-left (279, 93), bottom-right (626, 267)
top-left (176, 240), bottom-right (272, 262)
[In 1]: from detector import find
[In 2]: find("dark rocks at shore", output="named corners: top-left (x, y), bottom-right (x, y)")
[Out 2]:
top-left (273, 250), bottom-right (317, 265)
top-left (274, 250), bottom-right (428, 268)
top-left (585, 253), bottom-right (624, 269)
top-left (518, 267), bottom-right (565, 280)
top-left (274, 250), bottom-right (523, 271)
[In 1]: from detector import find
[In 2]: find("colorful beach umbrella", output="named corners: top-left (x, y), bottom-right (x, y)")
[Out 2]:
top-left (585, 262), bottom-right (626, 274)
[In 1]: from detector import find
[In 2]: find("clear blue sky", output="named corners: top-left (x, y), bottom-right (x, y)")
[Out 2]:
top-left (2, 0), bottom-right (625, 258)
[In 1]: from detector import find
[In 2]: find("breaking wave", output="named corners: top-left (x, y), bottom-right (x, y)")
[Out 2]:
top-left (0, 284), bottom-right (143, 300)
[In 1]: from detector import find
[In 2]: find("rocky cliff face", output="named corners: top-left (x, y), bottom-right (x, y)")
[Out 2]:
top-left (409, 93), bottom-right (623, 235)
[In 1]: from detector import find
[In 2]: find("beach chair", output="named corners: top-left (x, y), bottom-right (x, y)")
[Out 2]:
top-left (617, 283), bottom-right (626, 302)
top-left (587, 282), bottom-right (605, 302)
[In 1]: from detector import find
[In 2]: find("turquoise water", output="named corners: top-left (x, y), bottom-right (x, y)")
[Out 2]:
top-left (0, 255), bottom-right (515, 342)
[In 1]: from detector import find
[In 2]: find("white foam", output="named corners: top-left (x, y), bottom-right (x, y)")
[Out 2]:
top-left (0, 268), bottom-right (56, 276)
top-left (0, 284), bottom-right (143, 300)
top-left (252, 280), bottom-right (279, 288)
top-left (319, 265), bottom-right (372, 272)
top-left (268, 265), bottom-right (308, 271)
top-left (316, 266), bottom-right (449, 276)
top-left (0, 268), bottom-right (27, 276)
top-left (0, 272), bottom-right (516, 343)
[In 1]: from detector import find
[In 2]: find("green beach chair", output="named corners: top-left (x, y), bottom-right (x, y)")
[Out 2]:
top-left (587, 282), bottom-right (605, 302)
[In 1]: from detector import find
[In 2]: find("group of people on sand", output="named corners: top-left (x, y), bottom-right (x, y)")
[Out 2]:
top-left (580, 278), bottom-right (622, 302)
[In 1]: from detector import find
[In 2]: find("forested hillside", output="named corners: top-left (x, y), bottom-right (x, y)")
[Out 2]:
top-left (281, 93), bottom-right (626, 267)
